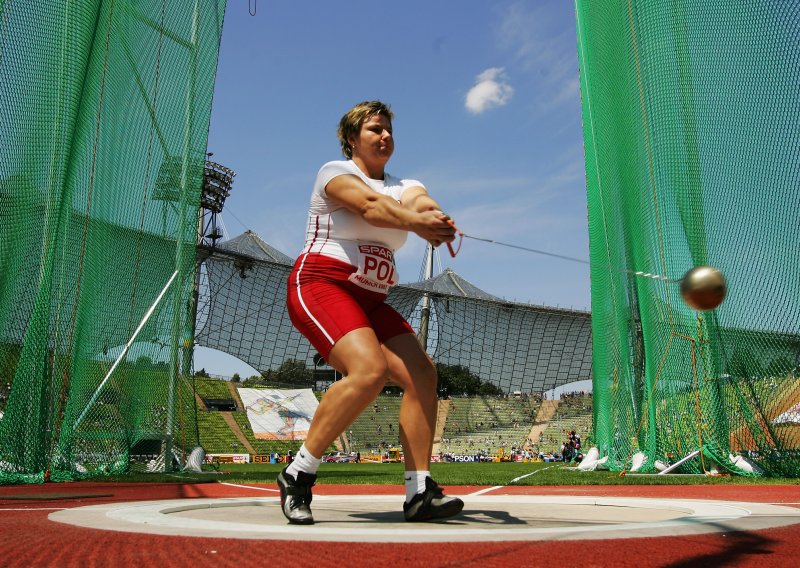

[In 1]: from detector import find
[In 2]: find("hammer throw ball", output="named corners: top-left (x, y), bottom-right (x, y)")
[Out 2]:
top-left (680, 265), bottom-right (727, 311)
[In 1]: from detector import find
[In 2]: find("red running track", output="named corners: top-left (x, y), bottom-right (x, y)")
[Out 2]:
top-left (1, 482), bottom-right (799, 567)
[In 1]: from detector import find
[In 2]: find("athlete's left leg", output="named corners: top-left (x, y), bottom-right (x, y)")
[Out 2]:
top-left (382, 333), bottom-right (464, 521)
top-left (381, 333), bottom-right (437, 472)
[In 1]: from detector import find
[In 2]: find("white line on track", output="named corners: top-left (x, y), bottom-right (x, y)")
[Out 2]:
top-left (468, 465), bottom-right (560, 496)
top-left (469, 486), bottom-right (502, 496)
top-left (509, 464), bottom-right (560, 484)
top-left (219, 482), bottom-right (279, 493)
top-left (0, 507), bottom-right (67, 511)
top-left (50, 495), bottom-right (800, 542)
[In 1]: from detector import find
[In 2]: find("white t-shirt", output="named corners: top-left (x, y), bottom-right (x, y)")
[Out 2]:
top-left (300, 160), bottom-right (424, 293)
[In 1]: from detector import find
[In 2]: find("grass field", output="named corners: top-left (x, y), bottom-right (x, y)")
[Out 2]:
top-left (104, 461), bottom-right (800, 487)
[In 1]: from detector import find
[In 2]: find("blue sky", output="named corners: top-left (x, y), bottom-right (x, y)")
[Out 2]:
top-left (195, 0), bottom-right (590, 377)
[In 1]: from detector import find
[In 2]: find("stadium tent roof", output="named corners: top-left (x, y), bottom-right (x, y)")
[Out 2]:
top-left (402, 268), bottom-right (590, 316)
top-left (197, 234), bottom-right (594, 392)
top-left (403, 268), bottom-right (499, 300)
top-left (216, 230), bottom-right (294, 265)
top-left (212, 234), bottom-right (498, 300)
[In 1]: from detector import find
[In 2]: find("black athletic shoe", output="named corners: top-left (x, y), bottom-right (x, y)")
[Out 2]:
top-left (276, 467), bottom-right (316, 525)
top-left (403, 477), bottom-right (464, 522)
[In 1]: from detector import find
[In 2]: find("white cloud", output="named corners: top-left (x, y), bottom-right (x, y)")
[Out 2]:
top-left (497, 2), bottom-right (566, 71)
top-left (464, 67), bottom-right (514, 114)
top-left (495, 2), bottom-right (581, 112)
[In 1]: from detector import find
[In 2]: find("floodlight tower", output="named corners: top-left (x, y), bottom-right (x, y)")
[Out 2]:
top-left (175, 155), bottom-right (236, 470)
top-left (199, 154), bottom-right (235, 248)
top-left (127, 154), bottom-right (235, 472)
top-left (186, 153), bottom-right (235, 373)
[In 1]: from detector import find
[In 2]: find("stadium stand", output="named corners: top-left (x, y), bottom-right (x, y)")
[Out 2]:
top-left (193, 386), bottom-right (338, 459)
top-left (197, 410), bottom-right (247, 454)
top-left (194, 378), bottom-right (237, 410)
top-left (230, 411), bottom-right (272, 455)
top-left (438, 395), bottom-right (541, 457)
top-left (346, 394), bottom-right (403, 454)
top-left (192, 381), bottom-right (590, 461)
top-left (538, 393), bottom-right (593, 455)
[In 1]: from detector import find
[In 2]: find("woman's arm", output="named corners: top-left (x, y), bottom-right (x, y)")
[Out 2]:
top-left (400, 186), bottom-right (458, 247)
top-left (325, 175), bottom-right (455, 244)
top-left (400, 186), bottom-right (443, 214)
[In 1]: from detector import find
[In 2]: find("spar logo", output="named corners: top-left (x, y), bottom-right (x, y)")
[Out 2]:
top-left (358, 245), bottom-right (397, 287)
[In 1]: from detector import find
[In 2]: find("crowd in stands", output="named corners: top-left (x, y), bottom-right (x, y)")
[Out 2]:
top-left (342, 396), bottom-right (405, 453)
top-left (191, 374), bottom-right (594, 463)
top-left (539, 391), bottom-right (593, 454)
top-left (437, 395), bottom-right (540, 457)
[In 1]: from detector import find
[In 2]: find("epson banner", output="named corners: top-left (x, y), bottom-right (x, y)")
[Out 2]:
top-left (451, 455), bottom-right (480, 462)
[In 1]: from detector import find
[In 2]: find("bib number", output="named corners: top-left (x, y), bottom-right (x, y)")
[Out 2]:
top-left (348, 245), bottom-right (398, 293)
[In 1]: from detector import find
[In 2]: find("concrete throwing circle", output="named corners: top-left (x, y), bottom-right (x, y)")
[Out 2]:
top-left (49, 495), bottom-right (800, 542)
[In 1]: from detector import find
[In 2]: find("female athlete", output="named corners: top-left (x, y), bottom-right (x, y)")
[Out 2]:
top-left (279, 100), bottom-right (463, 524)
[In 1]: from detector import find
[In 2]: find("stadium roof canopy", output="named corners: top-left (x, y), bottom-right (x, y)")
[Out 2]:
top-left (216, 230), bottom-right (293, 265)
top-left (403, 268), bottom-right (499, 301)
top-left (196, 232), bottom-right (594, 393)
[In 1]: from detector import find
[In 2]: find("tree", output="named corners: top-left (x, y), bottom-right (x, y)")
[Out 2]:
top-left (269, 359), bottom-right (313, 387)
top-left (231, 373), bottom-right (241, 383)
top-left (436, 363), bottom-right (502, 397)
top-left (195, 368), bottom-right (210, 378)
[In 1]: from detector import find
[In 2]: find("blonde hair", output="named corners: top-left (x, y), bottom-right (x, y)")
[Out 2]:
top-left (337, 100), bottom-right (394, 159)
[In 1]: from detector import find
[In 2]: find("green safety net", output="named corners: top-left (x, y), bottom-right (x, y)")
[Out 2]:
top-left (576, 1), bottom-right (800, 476)
top-left (0, 0), bottom-right (226, 482)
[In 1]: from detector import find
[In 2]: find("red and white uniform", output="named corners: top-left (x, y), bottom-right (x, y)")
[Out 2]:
top-left (287, 160), bottom-right (422, 359)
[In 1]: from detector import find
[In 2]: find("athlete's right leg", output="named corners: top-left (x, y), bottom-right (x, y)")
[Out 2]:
top-left (302, 327), bottom-right (388, 458)
top-left (278, 327), bottom-right (388, 524)
top-left (281, 254), bottom-right (391, 523)
top-left (286, 256), bottom-right (390, 457)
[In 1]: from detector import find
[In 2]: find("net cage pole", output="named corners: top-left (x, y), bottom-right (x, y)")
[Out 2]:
top-left (162, 0), bottom-right (202, 472)
top-left (73, 270), bottom-right (180, 431)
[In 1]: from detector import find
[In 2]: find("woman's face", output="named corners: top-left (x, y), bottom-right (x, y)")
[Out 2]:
top-left (352, 113), bottom-right (394, 162)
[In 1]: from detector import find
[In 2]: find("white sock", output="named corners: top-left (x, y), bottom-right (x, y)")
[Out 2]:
top-left (285, 444), bottom-right (321, 478)
top-left (404, 470), bottom-right (430, 503)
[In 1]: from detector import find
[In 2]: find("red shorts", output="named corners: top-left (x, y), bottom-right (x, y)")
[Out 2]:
top-left (286, 253), bottom-right (415, 361)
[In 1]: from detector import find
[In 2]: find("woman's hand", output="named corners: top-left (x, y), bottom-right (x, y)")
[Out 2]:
top-left (415, 209), bottom-right (457, 247)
